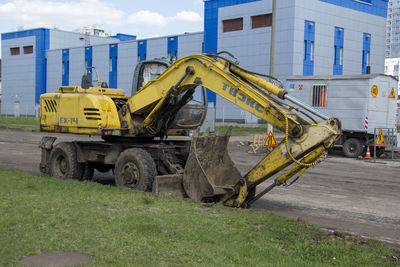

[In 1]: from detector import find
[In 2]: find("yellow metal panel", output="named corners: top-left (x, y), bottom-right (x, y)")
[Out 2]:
top-left (40, 92), bottom-right (120, 135)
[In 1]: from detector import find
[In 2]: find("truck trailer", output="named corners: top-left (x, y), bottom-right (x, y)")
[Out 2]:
top-left (286, 74), bottom-right (398, 158)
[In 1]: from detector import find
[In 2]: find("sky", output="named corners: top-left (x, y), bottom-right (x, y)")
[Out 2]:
top-left (0, 0), bottom-right (205, 55)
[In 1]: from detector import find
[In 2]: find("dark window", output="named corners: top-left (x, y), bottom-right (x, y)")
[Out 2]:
top-left (10, 47), bottom-right (20, 55)
top-left (222, 18), bottom-right (243, 32)
top-left (251, 14), bottom-right (272, 28)
top-left (23, 45), bottom-right (33, 54)
top-left (312, 85), bottom-right (327, 107)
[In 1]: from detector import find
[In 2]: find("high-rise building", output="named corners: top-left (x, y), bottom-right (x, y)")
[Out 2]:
top-left (386, 0), bottom-right (400, 58)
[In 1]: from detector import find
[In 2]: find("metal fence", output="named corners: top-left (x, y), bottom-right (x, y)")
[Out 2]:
top-left (0, 102), bottom-right (39, 118)
top-left (373, 127), bottom-right (397, 161)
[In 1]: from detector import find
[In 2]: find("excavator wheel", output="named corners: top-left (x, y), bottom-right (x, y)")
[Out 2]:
top-left (114, 148), bottom-right (156, 191)
top-left (49, 142), bottom-right (83, 180)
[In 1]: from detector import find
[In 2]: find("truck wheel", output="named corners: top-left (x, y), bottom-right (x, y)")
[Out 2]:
top-left (114, 148), bottom-right (156, 191)
top-left (49, 142), bottom-right (82, 179)
top-left (343, 138), bottom-right (362, 158)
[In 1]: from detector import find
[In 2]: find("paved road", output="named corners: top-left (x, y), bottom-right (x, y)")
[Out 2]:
top-left (229, 142), bottom-right (400, 247)
top-left (1, 128), bottom-right (399, 247)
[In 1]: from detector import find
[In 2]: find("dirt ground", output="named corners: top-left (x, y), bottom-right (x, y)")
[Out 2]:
top-left (1, 128), bottom-right (399, 247)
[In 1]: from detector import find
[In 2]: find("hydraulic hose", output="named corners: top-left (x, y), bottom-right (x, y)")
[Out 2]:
top-left (283, 112), bottom-right (319, 167)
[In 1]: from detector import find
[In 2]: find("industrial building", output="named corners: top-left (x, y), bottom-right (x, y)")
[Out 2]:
top-left (1, 0), bottom-right (389, 122)
top-left (386, 0), bottom-right (400, 58)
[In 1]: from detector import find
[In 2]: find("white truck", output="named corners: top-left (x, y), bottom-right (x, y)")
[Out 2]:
top-left (286, 74), bottom-right (398, 157)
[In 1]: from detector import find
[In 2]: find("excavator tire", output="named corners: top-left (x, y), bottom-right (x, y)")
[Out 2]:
top-left (49, 142), bottom-right (83, 179)
top-left (114, 148), bottom-right (156, 191)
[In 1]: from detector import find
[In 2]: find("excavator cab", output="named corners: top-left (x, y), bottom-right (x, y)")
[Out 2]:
top-left (132, 59), bottom-right (207, 133)
top-left (168, 86), bottom-right (207, 130)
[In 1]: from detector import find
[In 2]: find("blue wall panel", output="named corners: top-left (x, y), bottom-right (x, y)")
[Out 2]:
top-left (109, 44), bottom-right (118, 88)
top-left (167, 36), bottom-right (178, 58)
top-left (138, 40), bottom-right (147, 61)
top-left (62, 49), bottom-right (69, 86)
top-left (333, 27), bottom-right (344, 75)
top-left (204, 0), bottom-right (260, 54)
top-left (85, 46), bottom-right (93, 79)
top-left (203, 0), bottom-right (260, 104)
top-left (319, 0), bottom-right (388, 18)
top-left (303, 20), bottom-right (315, 76)
top-left (2, 28), bottom-right (49, 105)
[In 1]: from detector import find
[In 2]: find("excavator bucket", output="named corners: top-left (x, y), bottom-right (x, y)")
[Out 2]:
top-left (182, 126), bottom-right (244, 202)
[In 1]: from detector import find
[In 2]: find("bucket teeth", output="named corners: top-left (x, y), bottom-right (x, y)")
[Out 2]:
top-left (204, 126), bottom-right (211, 136)
top-left (214, 127), bottom-right (222, 146)
top-left (215, 126), bottom-right (221, 136)
top-left (194, 127), bottom-right (200, 137)
top-left (226, 125), bottom-right (233, 137)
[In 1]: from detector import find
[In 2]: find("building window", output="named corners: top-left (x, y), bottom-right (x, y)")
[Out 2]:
top-left (251, 14), bottom-right (272, 29)
top-left (340, 47), bottom-right (343, 65)
top-left (312, 84), bottom-right (327, 107)
top-left (303, 20), bottom-right (315, 76)
top-left (333, 27), bottom-right (344, 75)
top-left (362, 33), bottom-right (371, 74)
top-left (10, 47), bottom-right (20, 55)
top-left (394, 65), bottom-right (398, 72)
top-left (310, 41), bottom-right (315, 61)
top-left (23, 45), bottom-right (33, 54)
top-left (222, 18), bottom-right (243, 32)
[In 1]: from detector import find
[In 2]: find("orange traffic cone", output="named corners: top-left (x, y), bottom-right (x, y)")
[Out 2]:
top-left (364, 146), bottom-right (372, 160)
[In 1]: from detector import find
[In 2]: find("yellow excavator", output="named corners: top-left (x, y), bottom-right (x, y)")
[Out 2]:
top-left (39, 52), bottom-right (341, 207)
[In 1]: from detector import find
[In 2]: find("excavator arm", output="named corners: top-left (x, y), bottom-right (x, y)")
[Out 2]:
top-left (123, 54), bottom-right (341, 207)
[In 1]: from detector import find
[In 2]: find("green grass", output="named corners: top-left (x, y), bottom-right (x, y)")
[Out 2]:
top-left (0, 117), bottom-right (39, 131)
top-left (0, 168), bottom-right (399, 266)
